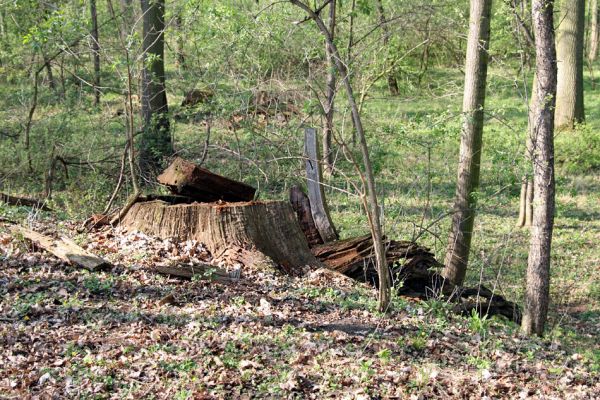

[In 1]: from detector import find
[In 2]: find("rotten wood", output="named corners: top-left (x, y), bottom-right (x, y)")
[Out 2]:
top-left (311, 233), bottom-right (521, 322)
top-left (119, 200), bottom-right (321, 272)
top-left (289, 185), bottom-right (323, 247)
top-left (304, 127), bottom-right (338, 242)
top-left (10, 225), bottom-right (110, 271)
top-left (157, 157), bottom-right (255, 202)
top-left (0, 192), bottom-right (51, 211)
top-left (151, 262), bottom-right (233, 283)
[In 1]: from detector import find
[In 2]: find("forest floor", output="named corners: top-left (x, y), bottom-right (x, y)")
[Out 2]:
top-left (1, 66), bottom-right (600, 398)
top-left (0, 219), bottom-right (599, 399)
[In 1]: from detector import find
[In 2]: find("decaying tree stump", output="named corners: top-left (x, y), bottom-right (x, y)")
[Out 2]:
top-left (289, 185), bottom-right (323, 247)
top-left (157, 157), bottom-right (256, 202)
top-left (120, 200), bottom-right (322, 272)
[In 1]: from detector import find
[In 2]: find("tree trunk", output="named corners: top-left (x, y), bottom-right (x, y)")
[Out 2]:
top-left (140, 0), bottom-right (171, 177)
top-left (555, 0), bottom-right (585, 130)
top-left (443, 0), bottom-right (492, 286)
top-left (175, 14), bottom-right (186, 69)
top-left (90, 0), bottom-right (101, 106)
top-left (323, 0), bottom-right (336, 174)
top-left (589, 0), bottom-right (599, 63)
top-left (290, 0), bottom-right (390, 312)
top-left (120, 200), bottom-right (321, 273)
top-left (518, 75), bottom-right (538, 228)
top-left (376, 0), bottom-right (399, 96)
top-left (522, 0), bottom-right (557, 337)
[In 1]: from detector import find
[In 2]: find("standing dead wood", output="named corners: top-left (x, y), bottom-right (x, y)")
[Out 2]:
top-left (304, 128), bottom-right (338, 243)
top-left (289, 185), bottom-right (323, 247)
top-left (157, 157), bottom-right (256, 202)
top-left (10, 225), bottom-right (110, 271)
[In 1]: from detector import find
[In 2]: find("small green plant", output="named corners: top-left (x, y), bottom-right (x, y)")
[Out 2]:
top-left (467, 355), bottom-right (491, 370)
top-left (83, 275), bottom-right (114, 295)
top-left (468, 309), bottom-right (490, 337)
top-left (377, 348), bottom-right (392, 364)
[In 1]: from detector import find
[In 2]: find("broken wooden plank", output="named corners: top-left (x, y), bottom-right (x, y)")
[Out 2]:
top-left (304, 127), bottom-right (338, 243)
top-left (151, 262), bottom-right (235, 283)
top-left (157, 157), bottom-right (255, 202)
top-left (9, 225), bottom-right (110, 271)
top-left (0, 192), bottom-right (51, 211)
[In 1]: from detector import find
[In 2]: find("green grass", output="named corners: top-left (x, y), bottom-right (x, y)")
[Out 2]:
top-left (1, 64), bottom-right (599, 340)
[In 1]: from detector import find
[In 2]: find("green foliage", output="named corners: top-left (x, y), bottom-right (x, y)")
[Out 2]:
top-left (556, 124), bottom-right (600, 174)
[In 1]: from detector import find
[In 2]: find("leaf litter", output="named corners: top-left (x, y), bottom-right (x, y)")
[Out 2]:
top-left (0, 221), bottom-right (598, 399)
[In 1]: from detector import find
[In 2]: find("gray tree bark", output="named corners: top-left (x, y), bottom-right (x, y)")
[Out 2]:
top-left (90, 0), bottom-right (101, 106)
top-left (589, 0), bottom-right (599, 62)
top-left (443, 0), bottom-right (492, 286)
top-left (376, 0), bottom-right (399, 96)
top-left (140, 0), bottom-right (172, 176)
top-left (518, 76), bottom-right (538, 228)
top-left (555, 0), bottom-right (585, 129)
top-left (522, 0), bottom-right (557, 337)
top-left (323, 0), bottom-right (336, 174)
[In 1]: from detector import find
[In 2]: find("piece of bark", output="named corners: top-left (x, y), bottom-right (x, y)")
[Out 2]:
top-left (119, 200), bottom-right (321, 272)
top-left (0, 192), bottom-right (51, 211)
top-left (10, 225), bottom-right (110, 271)
top-left (289, 185), bottom-right (323, 247)
top-left (157, 157), bottom-right (255, 202)
top-left (303, 128), bottom-right (338, 242)
top-left (151, 263), bottom-right (233, 283)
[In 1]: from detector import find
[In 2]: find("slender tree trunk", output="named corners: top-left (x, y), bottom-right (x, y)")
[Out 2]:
top-left (376, 0), bottom-right (399, 96)
top-left (522, 0), bottom-right (557, 337)
top-left (90, 0), bottom-right (101, 106)
top-left (290, 0), bottom-right (390, 312)
top-left (175, 15), bottom-right (186, 69)
top-left (555, 0), bottom-right (585, 129)
top-left (140, 0), bottom-right (171, 177)
top-left (590, 0), bottom-right (599, 61)
top-left (42, 53), bottom-right (56, 91)
top-left (518, 75), bottom-right (538, 227)
top-left (443, 0), bottom-right (493, 286)
top-left (323, 0), bottom-right (336, 174)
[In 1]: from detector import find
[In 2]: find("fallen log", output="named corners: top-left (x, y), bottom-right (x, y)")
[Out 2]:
top-left (311, 234), bottom-right (521, 322)
top-left (119, 200), bottom-right (321, 273)
top-left (157, 157), bottom-right (255, 202)
top-left (311, 234), bottom-right (443, 293)
top-left (0, 192), bottom-right (51, 211)
top-left (151, 262), bottom-right (234, 283)
top-left (10, 225), bottom-right (110, 271)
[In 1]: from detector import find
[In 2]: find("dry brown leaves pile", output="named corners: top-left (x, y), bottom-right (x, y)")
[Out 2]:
top-left (0, 221), bottom-right (598, 399)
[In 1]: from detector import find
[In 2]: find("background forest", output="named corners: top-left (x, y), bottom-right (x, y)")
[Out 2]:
top-left (0, 0), bottom-right (599, 398)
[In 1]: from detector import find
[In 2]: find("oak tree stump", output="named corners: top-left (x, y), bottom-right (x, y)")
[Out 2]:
top-left (120, 200), bottom-right (322, 273)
